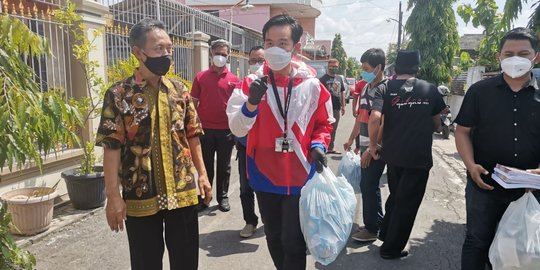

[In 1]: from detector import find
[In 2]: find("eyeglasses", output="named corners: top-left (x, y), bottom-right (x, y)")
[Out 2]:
top-left (248, 59), bottom-right (265, 65)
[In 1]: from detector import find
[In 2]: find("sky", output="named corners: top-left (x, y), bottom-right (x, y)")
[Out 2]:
top-left (315, 0), bottom-right (535, 60)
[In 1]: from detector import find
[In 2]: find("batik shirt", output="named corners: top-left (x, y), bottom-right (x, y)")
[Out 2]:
top-left (96, 70), bottom-right (203, 217)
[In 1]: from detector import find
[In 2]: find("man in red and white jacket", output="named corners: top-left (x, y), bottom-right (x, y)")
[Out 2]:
top-left (227, 15), bottom-right (334, 269)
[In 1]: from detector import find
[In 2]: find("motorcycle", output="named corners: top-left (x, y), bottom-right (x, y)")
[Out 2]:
top-left (438, 106), bottom-right (452, 139)
top-left (436, 85), bottom-right (452, 139)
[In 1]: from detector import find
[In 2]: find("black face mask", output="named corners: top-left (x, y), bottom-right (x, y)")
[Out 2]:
top-left (143, 53), bottom-right (172, 76)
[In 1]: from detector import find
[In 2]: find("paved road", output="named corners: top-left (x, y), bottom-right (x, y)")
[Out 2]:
top-left (25, 111), bottom-right (468, 270)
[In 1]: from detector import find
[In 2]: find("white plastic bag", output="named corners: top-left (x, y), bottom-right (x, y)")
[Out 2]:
top-left (489, 192), bottom-right (540, 270)
top-left (337, 151), bottom-right (361, 193)
top-left (299, 167), bottom-right (357, 265)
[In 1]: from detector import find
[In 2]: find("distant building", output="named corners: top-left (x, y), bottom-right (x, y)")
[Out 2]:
top-left (458, 33), bottom-right (484, 59)
top-left (186, 0), bottom-right (330, 60)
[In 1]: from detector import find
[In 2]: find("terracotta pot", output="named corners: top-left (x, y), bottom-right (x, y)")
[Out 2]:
top-left (61, 166), bottom-right (105, 210)
top-left (1, 187), bottom-right (57, 235)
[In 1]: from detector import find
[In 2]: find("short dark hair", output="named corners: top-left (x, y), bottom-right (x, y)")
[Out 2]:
top-left (360, 48), bottom-right (386, 71)
top-left (211, 39), bottom-right (231, 54)
top-left (249, 45), bottom-right (264, 55)
top-left (499, 27), bottom-right (539, 52)
top-left (129, 18), bottom-right (166, 48)
top-left (262, 15), bottom-right (303, 44)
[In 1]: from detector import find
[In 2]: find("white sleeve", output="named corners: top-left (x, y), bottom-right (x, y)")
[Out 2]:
top-left (227, 88), bottom-right (257, 137)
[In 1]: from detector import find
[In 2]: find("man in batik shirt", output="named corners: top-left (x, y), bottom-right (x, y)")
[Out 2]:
top-left (95, 18), bottom-right (212, 270)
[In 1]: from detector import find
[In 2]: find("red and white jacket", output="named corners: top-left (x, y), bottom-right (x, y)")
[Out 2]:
top-left (226, 60), bottom-right (334, 195)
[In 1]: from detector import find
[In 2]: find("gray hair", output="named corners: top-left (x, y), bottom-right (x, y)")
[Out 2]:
top-left (129, 18), bottom-right (166, 48)
top-left (210, 39), bottom-right (231, 54)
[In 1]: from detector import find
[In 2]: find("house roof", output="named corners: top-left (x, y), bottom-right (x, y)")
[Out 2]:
top-left (459, 34), bottom-right (484, 51)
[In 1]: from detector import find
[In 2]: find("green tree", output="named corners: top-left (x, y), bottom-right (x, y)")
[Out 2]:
top-left (345, 57), bottom-right (360, 78)
top-left (406, 0), bottom-right (460, 85)
top-left (502, 0), bottom-right (540, 35)
top-left (386, 39), bottom-right (410, 65)
top-left (457, 0), bottom-right (505, 71)
top-left (331, 33), bottom-right (348, 74)
top-left (0, 15), bottom-right (82, 171)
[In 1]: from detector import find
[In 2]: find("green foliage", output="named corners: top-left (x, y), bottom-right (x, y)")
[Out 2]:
top-left (345, 57), bottom-right (360, 79)
top-left (0, 203), bottom-right (36, 270)
top-left (386, 40), bottom-right (411, 65)
top-left (406, 0), bottom-right (460, 84)
top-left (502, 0), bottom-right (527, 29)
top-left (0, 15), bottom-right (82, 172)
top-left (501, 0), bottom-right (540, 36)
top-left (531, 2), bottom-right (540, 36)
top-left (459, 51), bottom-right (475, 72)
top-left (457, 0), bottom-right (505, 71)
top-left (331, 33), bottom-right (348, 75)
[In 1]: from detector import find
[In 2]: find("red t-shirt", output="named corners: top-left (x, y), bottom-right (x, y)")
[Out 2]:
top-left (353, 80), bottom-right (368, 115)
top-left (191, 67), bottom-right (240, 129)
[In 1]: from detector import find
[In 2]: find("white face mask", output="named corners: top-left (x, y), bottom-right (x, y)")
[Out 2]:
top-left (500, 55), bottom-right (536, 78)
top-left (249, 63), bottom-right (262, 74)
top-left (212, 55), bottom-right (227, 68)
top-left (265, 46), bottom-right (293, 71)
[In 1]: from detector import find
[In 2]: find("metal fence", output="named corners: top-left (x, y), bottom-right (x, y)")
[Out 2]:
top-left (1, 1), bottom-right (74, 99)
top-left (101, 0), bottom-right (261, 80)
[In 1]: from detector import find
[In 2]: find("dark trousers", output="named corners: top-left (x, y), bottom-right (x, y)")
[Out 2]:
top-left (237, 142), bottom-right (258, 226)
top-left (256, 191), bottom-right (306, 270)
top-left (461, 179), bottom-right (540, 270)
top-left (329, 109), bottom-right (341, 150)
top-left (200, 128), bottom-right (235, 202)
top-left (125, 206), bottom-right (198, 270)
top-left (379, 165), bottom-right (430, 255)
top-left (360, 156), bottom-right (386, 234)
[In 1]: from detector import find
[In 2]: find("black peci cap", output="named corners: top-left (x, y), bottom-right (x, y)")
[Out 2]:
top-left (395, 50), bottom-right (421, 70)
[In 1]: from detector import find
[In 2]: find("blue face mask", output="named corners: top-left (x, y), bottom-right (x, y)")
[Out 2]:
top-left (361, 70), bottom-right (376, 83)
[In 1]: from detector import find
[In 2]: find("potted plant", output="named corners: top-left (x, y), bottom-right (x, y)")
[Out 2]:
top-left (54, 4), bottom-right (107, 210)
top-left (0, 13), bottom-right (81, 235)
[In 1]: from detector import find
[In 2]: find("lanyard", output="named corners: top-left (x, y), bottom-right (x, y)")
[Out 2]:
top-left (268, 70), bottom-right (294, 137)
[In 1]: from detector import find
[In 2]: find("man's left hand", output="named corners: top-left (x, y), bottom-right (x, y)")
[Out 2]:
top-left (198, 174), bottom-right (213, 205)
top-left (368, 144), bottom-right (381, 160)
top-left (311, 147), bottom-right (327, 173)
top-left (341, 107), bottom-right (346, 116)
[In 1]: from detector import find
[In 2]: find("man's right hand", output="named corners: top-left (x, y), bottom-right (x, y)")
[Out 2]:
top-left (248, 76), bottom-right (268, 105)
top-left (360, 150), bottom-right (372, 168)
top-left (105, 195), bottom-right (127, 232)
top-left (467, 164), bottom-right (493, 190)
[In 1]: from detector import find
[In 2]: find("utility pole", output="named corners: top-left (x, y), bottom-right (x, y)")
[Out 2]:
top-left (397, 1), bottom-right (403, 50)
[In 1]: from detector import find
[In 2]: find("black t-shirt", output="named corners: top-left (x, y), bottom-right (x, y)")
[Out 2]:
top-left (455, 74), bottom-right (540, 189)
top-left (381, 78), bottom-right (446, 169)
top-left (320, 74), bottom-right (346, 110)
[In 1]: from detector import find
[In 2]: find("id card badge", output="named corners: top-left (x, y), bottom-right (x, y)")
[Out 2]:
top-left (275, 137), bottom-right (294, 153)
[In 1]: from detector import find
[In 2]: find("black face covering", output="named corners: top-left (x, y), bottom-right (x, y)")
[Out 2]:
top-left (143, 53), bottom-right (172, 76)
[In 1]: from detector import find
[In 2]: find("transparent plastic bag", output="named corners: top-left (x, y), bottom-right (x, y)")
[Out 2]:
top-left (489, 192), bottom-right (540, 270)
top-left (299, 167), bottom-right (357, 265)
top-left (337, 151), bottom-right (361, 193)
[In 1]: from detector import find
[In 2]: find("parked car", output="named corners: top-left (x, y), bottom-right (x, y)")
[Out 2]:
top-left (345, 77), bottom-right (356, 101)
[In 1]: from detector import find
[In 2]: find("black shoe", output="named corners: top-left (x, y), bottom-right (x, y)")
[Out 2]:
top-left (196, 202), bottom-right (208, 212)
top-left (218, 198), bottom-right (230, 212)
top-left (380, 250), bottom-right (409, 260)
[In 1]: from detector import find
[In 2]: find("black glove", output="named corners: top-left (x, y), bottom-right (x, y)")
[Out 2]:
top-left (248, 76), bottom-right (268, 105)
top-left (311, 147), bottom-right (327, 173)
